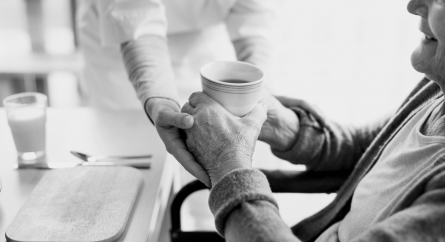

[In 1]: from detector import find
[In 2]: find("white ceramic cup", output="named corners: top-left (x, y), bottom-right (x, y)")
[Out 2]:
top-left (200, 61), bottom-right (264, 117)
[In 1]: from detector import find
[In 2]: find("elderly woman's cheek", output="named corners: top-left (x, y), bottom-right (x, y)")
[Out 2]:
top-left (430, 3), bottom-right (445, 41)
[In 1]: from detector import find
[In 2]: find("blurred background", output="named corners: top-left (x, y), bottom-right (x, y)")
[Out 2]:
top-left (0, 0), bottom-right (423, 123)
top-left (0, 0), bottom-right (80, 108)
top-left (0, 0), bottom-right (424, 231)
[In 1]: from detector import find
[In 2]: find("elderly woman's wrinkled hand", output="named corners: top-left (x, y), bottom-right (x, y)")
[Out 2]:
top-left (258, 94), bottom-right (325, 152)
top-left (181, 92), bottom-right (268, 186)
top-left (258, 94), bottom-right (299, 151)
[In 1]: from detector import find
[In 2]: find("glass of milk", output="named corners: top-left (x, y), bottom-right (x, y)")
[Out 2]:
top-left (3, 92), bottom-right (47, 162)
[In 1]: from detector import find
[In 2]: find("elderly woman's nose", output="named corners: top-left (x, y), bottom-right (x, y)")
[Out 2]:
top-left (407, 0), bottom-right (427, 17)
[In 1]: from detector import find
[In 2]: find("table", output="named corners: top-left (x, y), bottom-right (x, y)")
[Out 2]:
top-left (0, 108), bottom-right (176, 242)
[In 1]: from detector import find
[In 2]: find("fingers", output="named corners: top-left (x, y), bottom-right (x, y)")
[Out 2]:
top-left (181, 102), bottom-right (194, 115)
top-left (188, 92), bottom-right (215, 108)
top-left (156, 125), bottom-right (211, 187)
top-left (169, 146), bottom-right (212, 187)
top-left (275, 96), bottom-right (325, 126)
top-left (157, 108), bottom-right (194, 129)
top-left (258, 94), bottom-right (276, 112)
top-left (243, 103), bottom-right (268, 128)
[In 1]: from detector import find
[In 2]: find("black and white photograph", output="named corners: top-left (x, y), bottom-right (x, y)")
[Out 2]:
top-left (0, 0), bottom-right (443, 241)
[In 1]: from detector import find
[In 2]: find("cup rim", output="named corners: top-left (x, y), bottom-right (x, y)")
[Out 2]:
top-left (200, 61), bottom-right (264, 86)
top-left (3, 92), bottom-right (48, 107)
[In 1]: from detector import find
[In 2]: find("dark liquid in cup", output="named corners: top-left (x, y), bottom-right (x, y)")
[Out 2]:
top-left (221, 79), bottom-right (250, 84)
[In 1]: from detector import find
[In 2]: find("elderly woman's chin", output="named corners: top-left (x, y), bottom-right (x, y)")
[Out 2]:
top-left (411, 45), bottom-right (445, 83)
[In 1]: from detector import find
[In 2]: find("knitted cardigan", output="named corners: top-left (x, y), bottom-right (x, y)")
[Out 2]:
top-left (209, 78), bottom-right (445, 241)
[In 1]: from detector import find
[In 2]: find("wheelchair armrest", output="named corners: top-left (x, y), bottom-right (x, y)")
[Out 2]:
top-left (171, 179), bottom-right (208, 235)
top-left (170, 169), bottom-right (351, 242)
top-left (170, 179), bottom-right (221, 242)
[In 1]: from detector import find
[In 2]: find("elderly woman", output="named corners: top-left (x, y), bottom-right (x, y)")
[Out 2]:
top-left (181, 0), bottom-right (445, 241)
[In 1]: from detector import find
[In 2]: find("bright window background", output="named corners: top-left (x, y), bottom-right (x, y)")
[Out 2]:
top-left (0, 0), bottom-right (424, 121)
top-left (254, 0), bottom-right (424, 228)
top-left (0, 0), bottom-right (74, 55)
top-left (272, 0), bottom-right (423, 126)
top-left (0, 0), bottom-right (426, 231)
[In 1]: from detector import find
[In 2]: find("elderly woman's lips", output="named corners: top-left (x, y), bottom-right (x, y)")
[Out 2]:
top-left (423, 35), bottom-right (438, 44)
top-left (425, 35), bottom-right (437, 41)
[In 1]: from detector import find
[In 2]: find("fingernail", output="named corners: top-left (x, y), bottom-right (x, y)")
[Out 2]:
top-left (183, 116), bottom-right (193, 126)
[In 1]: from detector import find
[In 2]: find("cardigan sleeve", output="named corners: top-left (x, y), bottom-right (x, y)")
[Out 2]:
top-left (271, 105), bottom-right (389, 171)
top-left (209, 168), bottom-right (301, 241)
top-left (209, 166), bottom-right (445, 242)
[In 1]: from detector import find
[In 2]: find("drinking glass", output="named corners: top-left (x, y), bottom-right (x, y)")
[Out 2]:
top-left (3, 92), bottom-right (47, 162)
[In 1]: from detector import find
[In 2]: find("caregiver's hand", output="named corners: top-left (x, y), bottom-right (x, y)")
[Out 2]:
top-left (258, 94), bottom-right (325, 152)
top-left (182, 92), bottom-right (268, 186)
top-left (146, 97), bottom-right (211, 187)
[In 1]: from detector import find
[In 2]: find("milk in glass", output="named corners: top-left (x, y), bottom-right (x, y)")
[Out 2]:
top-left (3, 92), bottom-right (47, 161)
top-left (7, 107), bottom-right (46, 154)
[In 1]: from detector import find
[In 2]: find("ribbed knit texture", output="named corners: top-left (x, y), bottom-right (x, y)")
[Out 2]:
top-left (121, 36), bottom-right (180, 112)
top-left (209, 168), bottom-right (278, 236)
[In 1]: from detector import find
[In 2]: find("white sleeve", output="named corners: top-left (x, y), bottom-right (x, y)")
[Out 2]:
top-left (95, 0), bottom-right (168, 47)
top-left (225, 0), bottom-right (280, 42)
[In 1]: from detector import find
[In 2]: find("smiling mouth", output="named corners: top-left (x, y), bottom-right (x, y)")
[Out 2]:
top-left (425, 34), bottom-right (438, 42)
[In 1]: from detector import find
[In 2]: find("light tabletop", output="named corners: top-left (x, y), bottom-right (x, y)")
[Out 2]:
top-left (0, 108), bottom-right (175, 242)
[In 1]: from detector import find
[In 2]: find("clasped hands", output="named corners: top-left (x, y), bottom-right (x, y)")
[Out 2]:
top-left (148, 92), bottom-right (321, 187)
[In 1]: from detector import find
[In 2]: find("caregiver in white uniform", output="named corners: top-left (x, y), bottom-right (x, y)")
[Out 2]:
top-left (77, 0), bottom-right (278, 186)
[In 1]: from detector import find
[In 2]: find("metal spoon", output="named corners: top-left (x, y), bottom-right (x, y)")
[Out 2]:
top-left (70, 151), bottom-right (152, 162)
top-left (15, 160), bottom-right (151, 169)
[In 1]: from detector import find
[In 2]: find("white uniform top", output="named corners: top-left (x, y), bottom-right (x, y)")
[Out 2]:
top-left (77, 0), bottom-right (277, 109)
